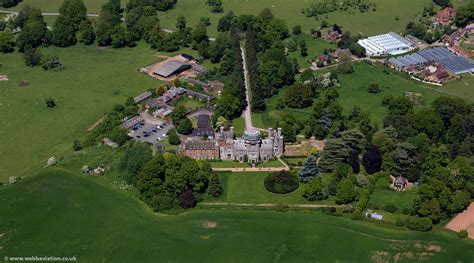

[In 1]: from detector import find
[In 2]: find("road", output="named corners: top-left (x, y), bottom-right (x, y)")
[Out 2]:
top-left (240, 46), bottom-right (254, 131)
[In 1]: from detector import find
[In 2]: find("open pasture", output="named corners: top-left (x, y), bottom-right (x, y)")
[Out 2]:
top-left (4, 0), bottom-right (432, 36)
top-left (0, 44), bottom-right (159, 181)
top-left (0, 169), bottom-right (473, 262)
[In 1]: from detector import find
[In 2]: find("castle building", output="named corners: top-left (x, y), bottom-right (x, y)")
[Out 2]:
top-left (182, 127), bottom-right (284, 164)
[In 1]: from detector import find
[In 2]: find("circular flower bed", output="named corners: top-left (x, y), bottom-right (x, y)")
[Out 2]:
top-left (264, 171), bottom-right (299, 194)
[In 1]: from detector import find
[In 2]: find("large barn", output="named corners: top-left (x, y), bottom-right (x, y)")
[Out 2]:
top-left (153, 60), bottom-right (192, 78)
top-left (358, 32), bottom-right (414, 56)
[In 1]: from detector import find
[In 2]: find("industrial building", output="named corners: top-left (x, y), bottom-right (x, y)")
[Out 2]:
top-left (357, 32), bottom-right (414, 56)
top-left (389, 47), bottom-right (474, 75)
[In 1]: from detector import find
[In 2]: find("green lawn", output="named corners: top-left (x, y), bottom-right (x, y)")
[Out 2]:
top-left (1, 169), bottom-right (473, 262)
top-left (0, 43), bottom-right (160, 182)
top-left (440, 74), bottom-right (474, 101)
top-left (256, 159), bottom-right (285, 167)
top-left (154, 0), bottom-right (432, 36)
top-left (232, 117), bottom-right (245, 136)
top-left (283, 157), bottom-right (307, 167)
top-left (214, 172), bottom-right (320, 204)
top-left (5, 0), bottom-right (431, 37)
top-left (335, 62), bottom-right (474, 125)
top-left (253, 84), bottom-right (314, 128)
top-left (369, 176), bottom-right (418, 212)
top-left (210, 161), bottom-right (251, 168)
top-left (174, 97), bottom-right (206, 112)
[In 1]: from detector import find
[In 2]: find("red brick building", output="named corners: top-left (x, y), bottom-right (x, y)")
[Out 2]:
top-left (433, 7), bottom-right (456, 26)
top-left (182, 140), bottom-right (220, 160)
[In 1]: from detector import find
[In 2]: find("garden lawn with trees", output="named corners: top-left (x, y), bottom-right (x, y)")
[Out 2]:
top-left (0, 169), bottom-right (473, 262)
top-left (252, 61), bottom-right (472, 129)
top-left (368, 175), bottom-right (418, 213)
top-left (209, 172), bottom-right (333, 204)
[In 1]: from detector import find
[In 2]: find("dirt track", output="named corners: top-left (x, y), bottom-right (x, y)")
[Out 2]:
top-left (446, 202), bottom-right (474, 239)
top-left (201, 202), bottom-right (344, 208)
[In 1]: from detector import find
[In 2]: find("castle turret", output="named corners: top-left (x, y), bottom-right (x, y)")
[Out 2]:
top-left (230, 126), bottom-right (234, 139)
top-left (268, 128), bottom-right (273, 138)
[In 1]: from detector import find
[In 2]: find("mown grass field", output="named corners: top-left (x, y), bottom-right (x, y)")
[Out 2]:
top-left (1, 169), bottom-right (473, 262)
top-left (253, 62), bottom-right (470, 128)
top-left (0, 44), bottom-right (160, 181)
top-left (155, 0), bottom-right (432, 36)
top-left (5, 0), bottom-right (431, 36)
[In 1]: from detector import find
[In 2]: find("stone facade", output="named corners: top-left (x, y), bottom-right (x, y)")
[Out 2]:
top-left (183, 127), bottom-right (284, 164)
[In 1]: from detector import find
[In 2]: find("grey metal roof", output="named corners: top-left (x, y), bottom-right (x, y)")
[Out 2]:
top-left (388, 47), bottom-right (474, 74)
top-left (388, 32), bottom-right (412, 46)
top-left (418, 48), bottom-right (474, 74)
top-left (121, 116), bottom-right (144, 129)
top-left (134, 91), bottom-right (152, 104)
top-left (153, 60), bottom-right (192, 78)
top-left (388, 53), bottom-right (428, 68)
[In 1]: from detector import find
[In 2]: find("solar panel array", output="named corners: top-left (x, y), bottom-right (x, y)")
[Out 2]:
top-left (388, 47), bottom-right (474, 74)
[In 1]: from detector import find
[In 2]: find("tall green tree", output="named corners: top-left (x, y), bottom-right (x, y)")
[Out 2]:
top-left (77, 20), bottom-right (96, 45)
top-left (303, 178), bottom-right (328, 201)
top-left (16, 8), bottom-right (48, 51)
top-left (52, 0), bottom-right (88, 47)
top-left (96, 0), bottom-right (122, 46)
top-left (0, 32), bottom-right (15, 53)
top-left (299, 155), bottom-right (319, 182)
top-left (118, 142), bottom-right (153, 185)
top-left (335, 177), bottom-right (356, 204)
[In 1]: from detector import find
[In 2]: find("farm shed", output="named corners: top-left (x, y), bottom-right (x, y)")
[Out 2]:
top-left (153, 60), bottom-right (192, 78)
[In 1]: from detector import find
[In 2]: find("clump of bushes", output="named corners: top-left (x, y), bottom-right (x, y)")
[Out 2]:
top-left (292, 25), bottom-right (302, 35)
top-left (73, 140), bottom-right (83, 151)
top-left (367, 83), bottom-right (381, 93)
top-left (406, 216), bottom-right (432, 232)
top-left (45, 97), bottom-right (56, 108)
top-left (24, 48), bottom-right (43, 67)
top-left (42, 56), bottom-right (64, 71)
top-left (264, 171), bottom-right (299, 194)
top-left (18, 80), bottom-right (30, 87)
top-left (383, 203), bottom-right (398, 213)
top-left (458, 230), bottom-right (468, 239)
